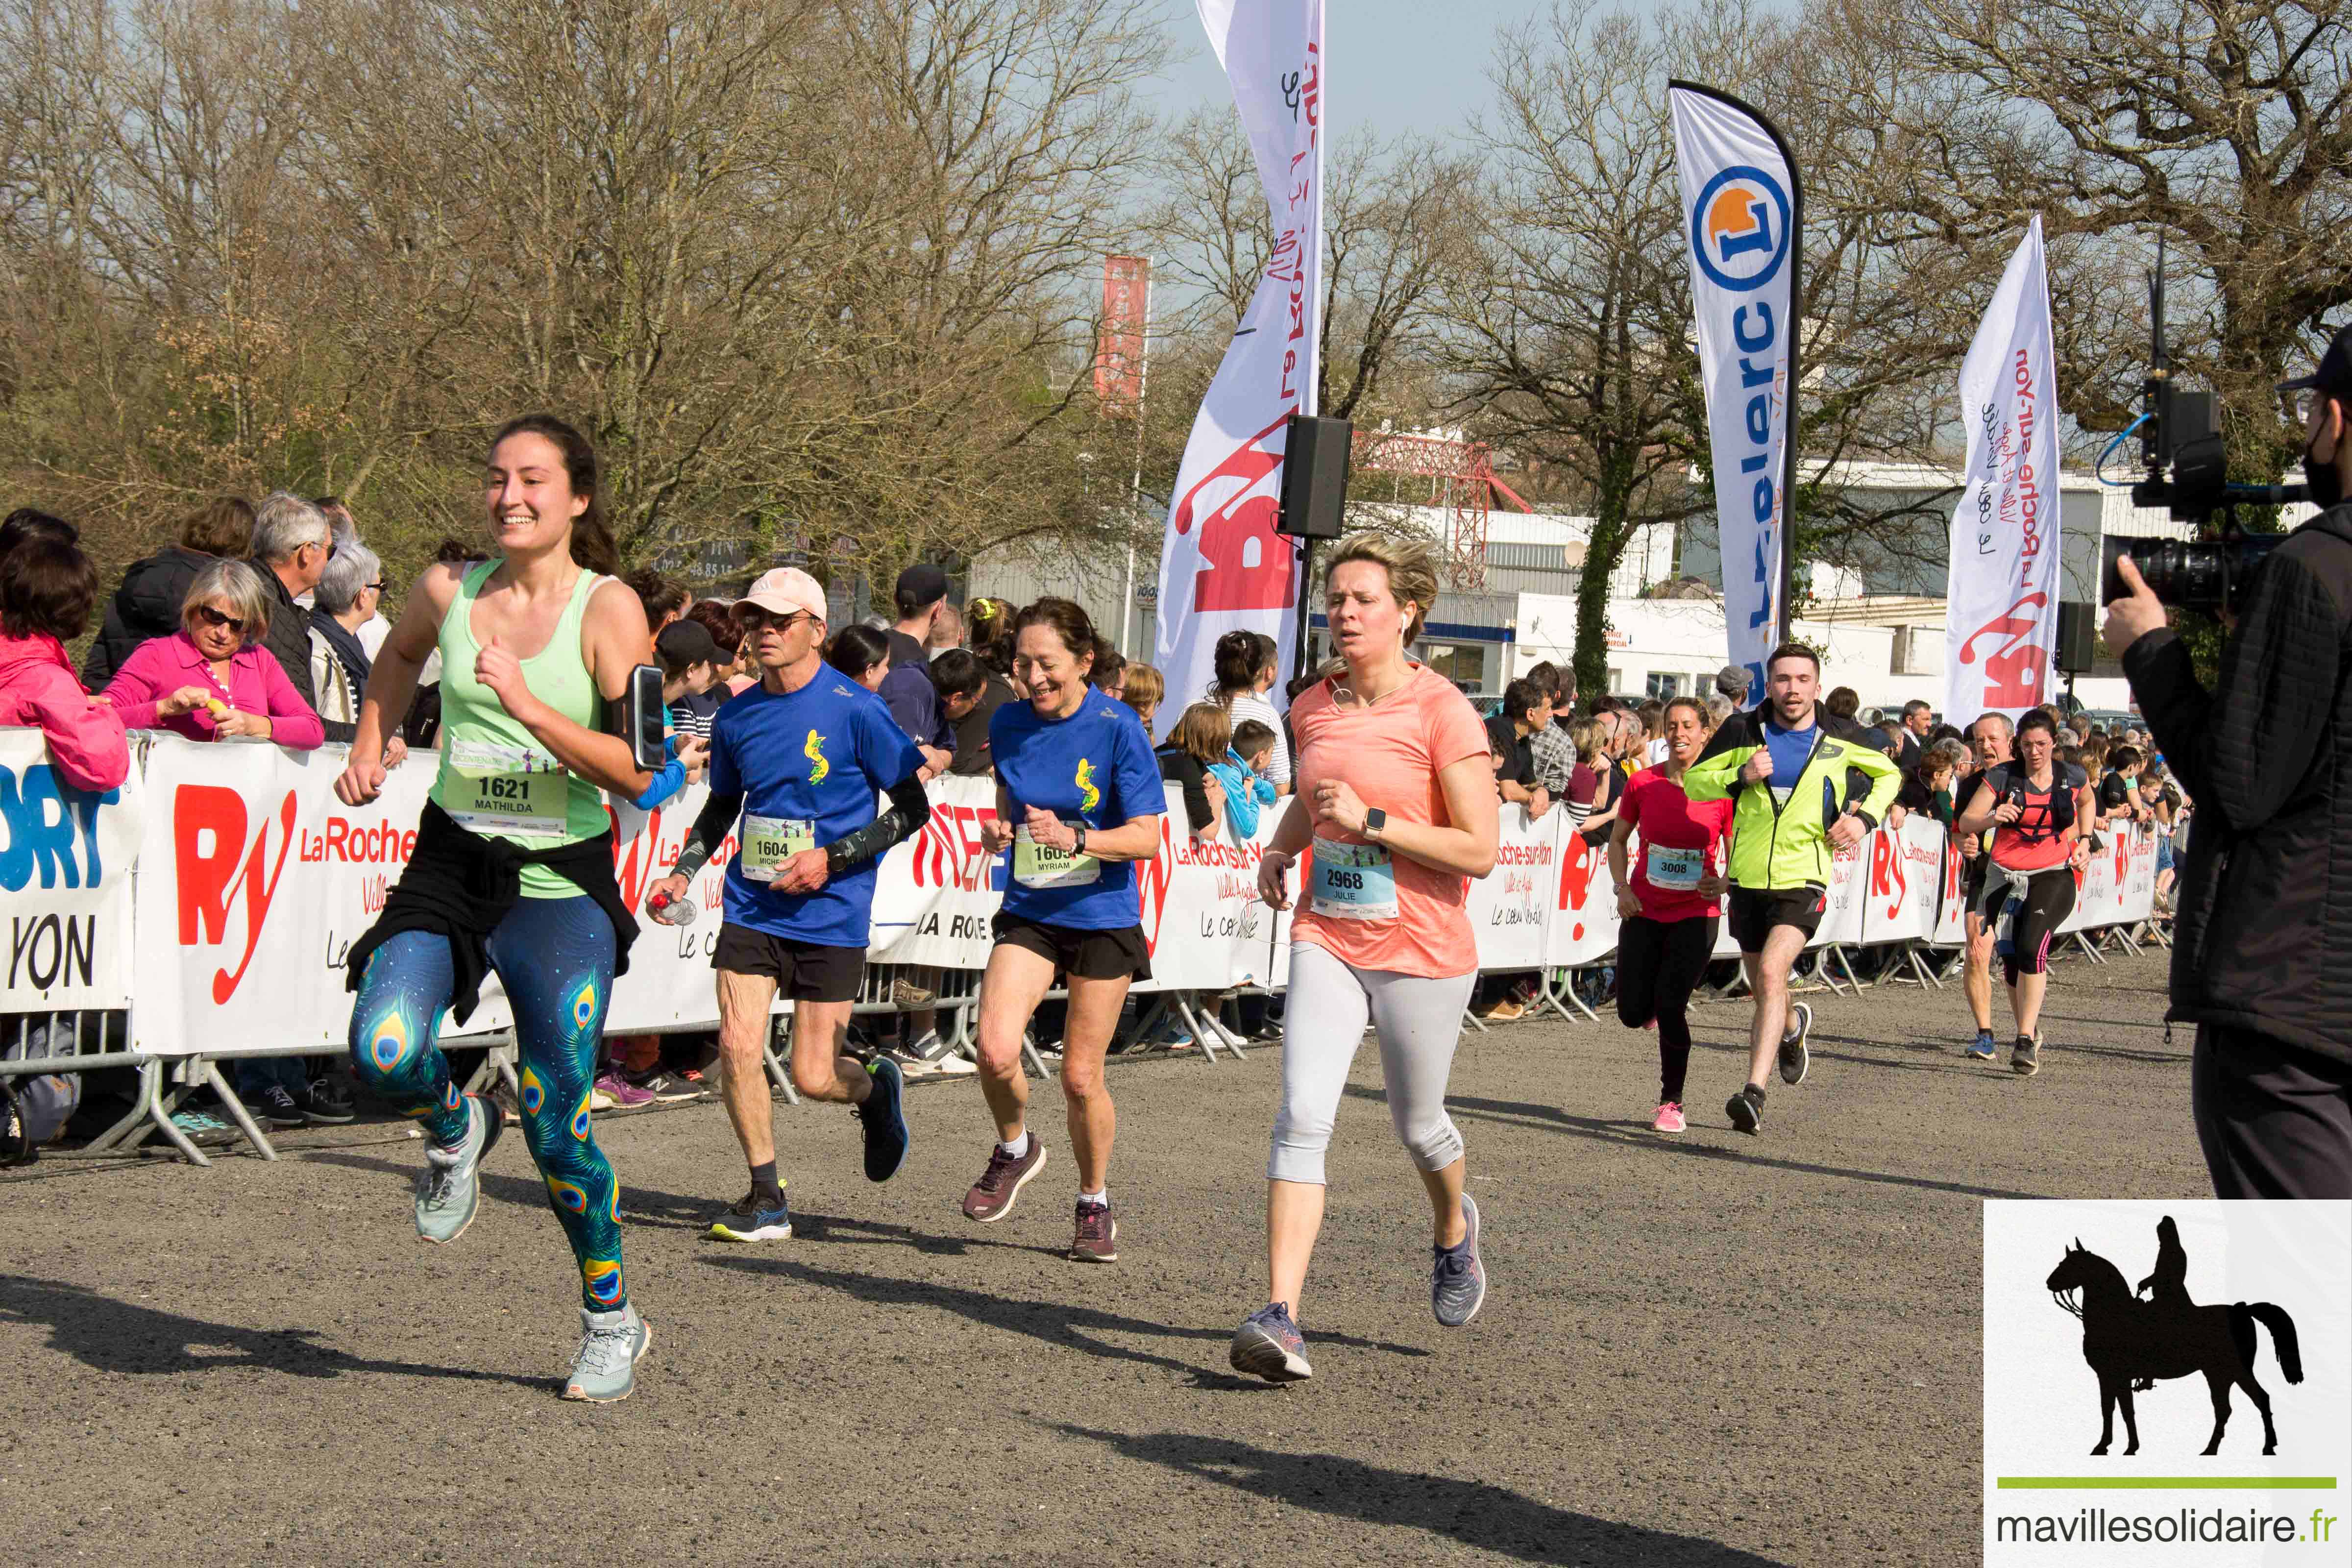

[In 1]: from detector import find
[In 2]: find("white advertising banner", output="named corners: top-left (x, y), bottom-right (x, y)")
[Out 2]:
top-left (1671, 83), bottom-right (1799, 702)
top-left (0, 729), bottom-right (142, 1010)
top-left (1945, 217), bottom-right (2061, 729)
top-left (1542, 826), bottom-right (1623, 968)
top-left (1464, 804), bottom-right (1559, 972)
top-left (1152, 0), bottom-right (1323, 707)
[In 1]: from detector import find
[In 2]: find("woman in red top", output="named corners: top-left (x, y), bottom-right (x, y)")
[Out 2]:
top-left (1608, 697), bottom-right (1733, 1134)
top-left (1953, 709), bottom-right (2089, 1077)
top-left (1229, 532), bottom-right (1500, 1385)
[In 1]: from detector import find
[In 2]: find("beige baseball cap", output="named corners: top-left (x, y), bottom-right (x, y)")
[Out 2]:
top-left (739, 566), bottom-right (827, 624)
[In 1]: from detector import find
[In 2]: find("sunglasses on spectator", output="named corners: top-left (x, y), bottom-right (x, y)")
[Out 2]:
top-left (194, 605), bottom-right (246, 633)
top-left (735, 606), bottom-right (813, 633)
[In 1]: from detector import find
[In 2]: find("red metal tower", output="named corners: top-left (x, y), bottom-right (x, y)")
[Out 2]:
top-left (1349, 429), bottom-right (1533, 589)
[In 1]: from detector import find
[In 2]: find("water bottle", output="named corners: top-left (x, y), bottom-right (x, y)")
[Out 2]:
top-left (647, 889), bottom-right (698, 927)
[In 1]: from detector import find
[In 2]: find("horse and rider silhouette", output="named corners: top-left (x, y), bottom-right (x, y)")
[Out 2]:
top-left (2045, 1217), bottom-right (2303, 1457)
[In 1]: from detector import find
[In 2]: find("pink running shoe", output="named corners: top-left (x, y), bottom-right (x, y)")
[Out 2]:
top-left (1651, 1102), bottom-right (1686, 1134)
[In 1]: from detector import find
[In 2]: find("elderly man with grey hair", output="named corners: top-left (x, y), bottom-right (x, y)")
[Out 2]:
top-left (308, 542), bottom-right (383, 731)
top-left (1715, 663), bottom-right (1753, 706)
top-left (247, 490), bottom-right (335, 733)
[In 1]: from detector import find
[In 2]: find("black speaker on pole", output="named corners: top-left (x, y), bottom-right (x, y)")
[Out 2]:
top-left (1278, 413), bottom-right (1352, 540)
top-left (2055, 600), bottom-right (2096, 674)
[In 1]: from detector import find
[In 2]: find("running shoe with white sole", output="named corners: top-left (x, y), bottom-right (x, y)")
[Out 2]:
top-left (1072, 1199), bottom-right (1118, 1263)
top-left (1725, 1084), bottom-right (1764, 1135)
top-left (1778, 1001), bottom-right (1813, 1085)
top-left (564, 1302), bottom-right (650, 1403)
top-left (416, 1093), bottom-right (501, 1244)
top-left (1651, 1101), bottom-right (1686, 1134)
top-left (962, 1137), bottom-right (1047, 1222)
top-left (856, 1057), bottom-right (909, 1181)
top-left (1964, 1029), bottom-right (1998, 1061)
top-left (1230, 1302), bottom-right (1312, 1383)
top-left (2012, 1034), bottom-right (2041, 1078)
top-left (1431, 1194), bottom-right (1486, 1327)
top-left (708, 1189), bottom-right (791, 1243)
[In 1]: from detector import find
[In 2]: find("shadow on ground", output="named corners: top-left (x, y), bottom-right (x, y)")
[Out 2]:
top-left (705, 1254), bottom-right (1428, 1388)
top-left (0, 1275), bottom-right (539, 1388)
top-left (1049, 1423), bottom-right (1793, 1566)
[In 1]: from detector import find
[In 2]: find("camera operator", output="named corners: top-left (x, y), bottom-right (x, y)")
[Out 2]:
top-left (2103, 326), bottom-right (2352, 1200)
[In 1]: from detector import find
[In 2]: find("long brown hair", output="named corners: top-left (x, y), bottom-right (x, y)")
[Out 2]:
top-left (490, 414), bottom-right (621, 576)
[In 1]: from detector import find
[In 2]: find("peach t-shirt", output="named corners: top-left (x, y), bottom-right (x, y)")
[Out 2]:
top-left (1289, 663), bottom-right (1493, 978)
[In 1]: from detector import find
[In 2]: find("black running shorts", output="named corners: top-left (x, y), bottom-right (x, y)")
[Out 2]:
top-left (991, 913), bottom-right (1152, 982)
top-left (712, 923), bottom-right (865, 1003)
top-left (1726, 885), bottom-right (1826, 956)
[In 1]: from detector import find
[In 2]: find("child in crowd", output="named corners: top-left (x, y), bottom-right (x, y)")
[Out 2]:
top-left (1207, 718), bottom-right (1280, 839)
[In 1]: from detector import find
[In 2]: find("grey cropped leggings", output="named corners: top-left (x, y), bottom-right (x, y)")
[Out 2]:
top-left (1268, 942), bottom-right (1477, 1184)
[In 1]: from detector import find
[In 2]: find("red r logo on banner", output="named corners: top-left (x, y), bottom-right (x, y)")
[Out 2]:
top-left (1171, 413), bottom-right (1298, 613)
top-left (174, 784), bottom-right (298, 1004)
top-left (1955, 590), bottom-right (2050, 710)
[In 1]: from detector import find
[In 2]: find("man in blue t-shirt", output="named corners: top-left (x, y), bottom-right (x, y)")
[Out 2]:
top-left (650, 568), bottom-right (931, 1243)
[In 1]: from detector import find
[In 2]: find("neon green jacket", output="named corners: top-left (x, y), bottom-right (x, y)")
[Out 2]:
top-left (1683, 704), bottom-right (1903, 890)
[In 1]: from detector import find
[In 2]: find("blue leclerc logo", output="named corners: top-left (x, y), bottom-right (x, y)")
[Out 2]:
top-left (1690, 166), bottom-right (1791, 293)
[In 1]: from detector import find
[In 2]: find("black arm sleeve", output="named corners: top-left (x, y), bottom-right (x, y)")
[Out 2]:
top-left (672, 789), bottom-right (744, 881)
top-left (1174, 756), bottom-right (1213, 832)
top-left (825, 772), bottom-right (932, 876)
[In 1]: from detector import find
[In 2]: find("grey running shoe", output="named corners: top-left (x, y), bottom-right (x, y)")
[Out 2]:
top-left (1431, 1195), bottom-right (1487, 1327)
top-left (1778, 1001), bottom-right (1812, 1085)
top-left (708, 1189), bottom-right (791, 1243)
top-left (564, 1302), bottom-right (651, 1403)
top-left (962, 1137), bottom-right (1048, 1222)
top-left (1726, 1084), bottom-right (1764, 1135)
top-left (1071, 1199), bottom-right (1119, 1263)
top-left (416, 1094), bottom-right (501, 1244)
top-left (2012, 1034), bottom-right (2041, 1078)
top-left (1229, 1302), bottom-right (1312, 1383)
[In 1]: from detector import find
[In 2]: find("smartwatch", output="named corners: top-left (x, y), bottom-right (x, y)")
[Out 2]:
top-left (1072, 823), bottom-right (1088, 857)
top-left (1363, 807), bottom-right (1388, 841)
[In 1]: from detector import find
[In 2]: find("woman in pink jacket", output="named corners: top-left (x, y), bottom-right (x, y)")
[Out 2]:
top-left (0, 532), bottom-right (130, 792)
top-left (103, 560), bottom-right (325, 750)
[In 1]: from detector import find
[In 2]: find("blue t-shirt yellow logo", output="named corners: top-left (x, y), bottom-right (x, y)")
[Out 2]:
top-left (804, 729), bottom-right (830, 783)
top-left (1077, 757), bottom-right (1100, 814)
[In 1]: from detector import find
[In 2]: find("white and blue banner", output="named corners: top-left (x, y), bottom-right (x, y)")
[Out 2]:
top-left (0, 728), bottom-right (142, 1010)
top-left (1670, 82), bottom-right (1799, 703)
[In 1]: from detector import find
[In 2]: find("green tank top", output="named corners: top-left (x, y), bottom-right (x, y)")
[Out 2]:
top-left (429, 559), bottom-right (610, 898)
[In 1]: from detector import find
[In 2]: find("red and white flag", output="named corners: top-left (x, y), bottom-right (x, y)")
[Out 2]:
top-left (1151, 0), bottom-right (1323, 707)
top-left (1095, 255), bottom-right (1151, 416)
top-left (1945, 217), bottom-right (2060, 728)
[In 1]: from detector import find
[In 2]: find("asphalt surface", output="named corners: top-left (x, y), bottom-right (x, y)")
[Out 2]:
top-left (3, 945), bottom-right (2209, 1566)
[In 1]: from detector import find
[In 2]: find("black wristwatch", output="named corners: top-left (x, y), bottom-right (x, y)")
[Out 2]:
top-left (1072, 822), bottom-right (1088, 857)
top-left (1363, 807), bottom-right (1388, 840)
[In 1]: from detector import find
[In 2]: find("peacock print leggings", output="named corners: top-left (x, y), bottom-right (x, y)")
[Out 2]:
top-left (347, 895), bottom-right (626, 1312)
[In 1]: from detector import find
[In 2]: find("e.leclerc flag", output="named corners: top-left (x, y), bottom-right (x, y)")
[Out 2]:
top-left (1670, 82), bottom-right (1800, 703)
top-left (1944, 217), bottom-right (2060, 729)
top-left (1152, 0), bottom-right (1323, 710)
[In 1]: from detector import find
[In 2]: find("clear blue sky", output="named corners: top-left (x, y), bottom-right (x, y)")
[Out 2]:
top-left (1140, 0), bottom-right (1561, 144)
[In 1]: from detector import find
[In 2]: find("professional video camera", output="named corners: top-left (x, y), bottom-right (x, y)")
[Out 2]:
top-left (2099, 240), bottom-right (2303, 614)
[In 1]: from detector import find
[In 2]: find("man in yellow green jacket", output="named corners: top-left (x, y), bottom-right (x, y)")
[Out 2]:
top-left (1684, 643), bottom-right (1901, 1135)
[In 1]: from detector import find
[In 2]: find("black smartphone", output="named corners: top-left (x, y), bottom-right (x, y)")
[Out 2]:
top-left (628, 664), bottom-right (667, 771)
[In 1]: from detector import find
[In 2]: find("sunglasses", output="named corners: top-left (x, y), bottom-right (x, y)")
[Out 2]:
top-left (194, 605), bottom-right (247, 633)
top-left (735, 606), bottom-right (813, 633)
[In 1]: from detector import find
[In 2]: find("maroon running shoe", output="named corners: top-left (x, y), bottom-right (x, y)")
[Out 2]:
top-left (961, 1137), bottom-right (1048, 1223)
top-left (1071, 1198), bottom-right (1118, 1263)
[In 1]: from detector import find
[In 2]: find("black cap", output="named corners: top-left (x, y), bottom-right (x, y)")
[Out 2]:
top-left (655, 619), bottom-right (720, 667)
top-left (893, 562), bottom-right (949, 612)
top-left (2280, 322), bottom-right (2352, 401)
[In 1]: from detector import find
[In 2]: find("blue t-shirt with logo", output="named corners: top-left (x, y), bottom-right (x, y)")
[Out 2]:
top-left (990, 692), bottom-right (1165, 930)
top-left (1762, 716), bottom-right (1817, 801)
top-left (708, 671), bottom-right (924, 947)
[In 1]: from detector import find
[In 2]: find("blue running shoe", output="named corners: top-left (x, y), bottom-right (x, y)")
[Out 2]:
top-left (1965, 1029), bottom-right (1998, 1060)
top-left (1229, 1302), bottom-right (1312, 1383)
top-left (857, 1057), bottom-right (909, 1182)
top-left (1432, 1194), bottom-right (1487, 1327)
top-left (708, 1188), bottom-right (791, 1243)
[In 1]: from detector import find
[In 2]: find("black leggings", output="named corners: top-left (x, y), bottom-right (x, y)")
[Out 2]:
top-left (1976, 865), bottom-right (2076, 985)
top-left (1617, 914), bottom-right (1720, 1104)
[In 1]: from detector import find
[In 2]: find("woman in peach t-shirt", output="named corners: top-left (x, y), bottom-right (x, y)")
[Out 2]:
top-left (1227, 532), bottom-right (1500, 1385)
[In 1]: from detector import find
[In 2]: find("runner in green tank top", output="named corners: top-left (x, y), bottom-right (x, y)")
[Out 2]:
top-left (336, 415), bottom-right (663, 1402)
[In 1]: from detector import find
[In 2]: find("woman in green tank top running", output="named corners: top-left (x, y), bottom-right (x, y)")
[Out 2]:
top-left (335, 415), bottom-right (663, 1402)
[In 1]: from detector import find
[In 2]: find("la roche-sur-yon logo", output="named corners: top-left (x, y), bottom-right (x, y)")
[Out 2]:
top-left (1981, 1199), bottom-right (2349, 1565)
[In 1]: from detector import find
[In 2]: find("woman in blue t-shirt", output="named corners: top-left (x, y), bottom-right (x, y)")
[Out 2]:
top-left (958, 597), bottom-right (1164, 1263)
